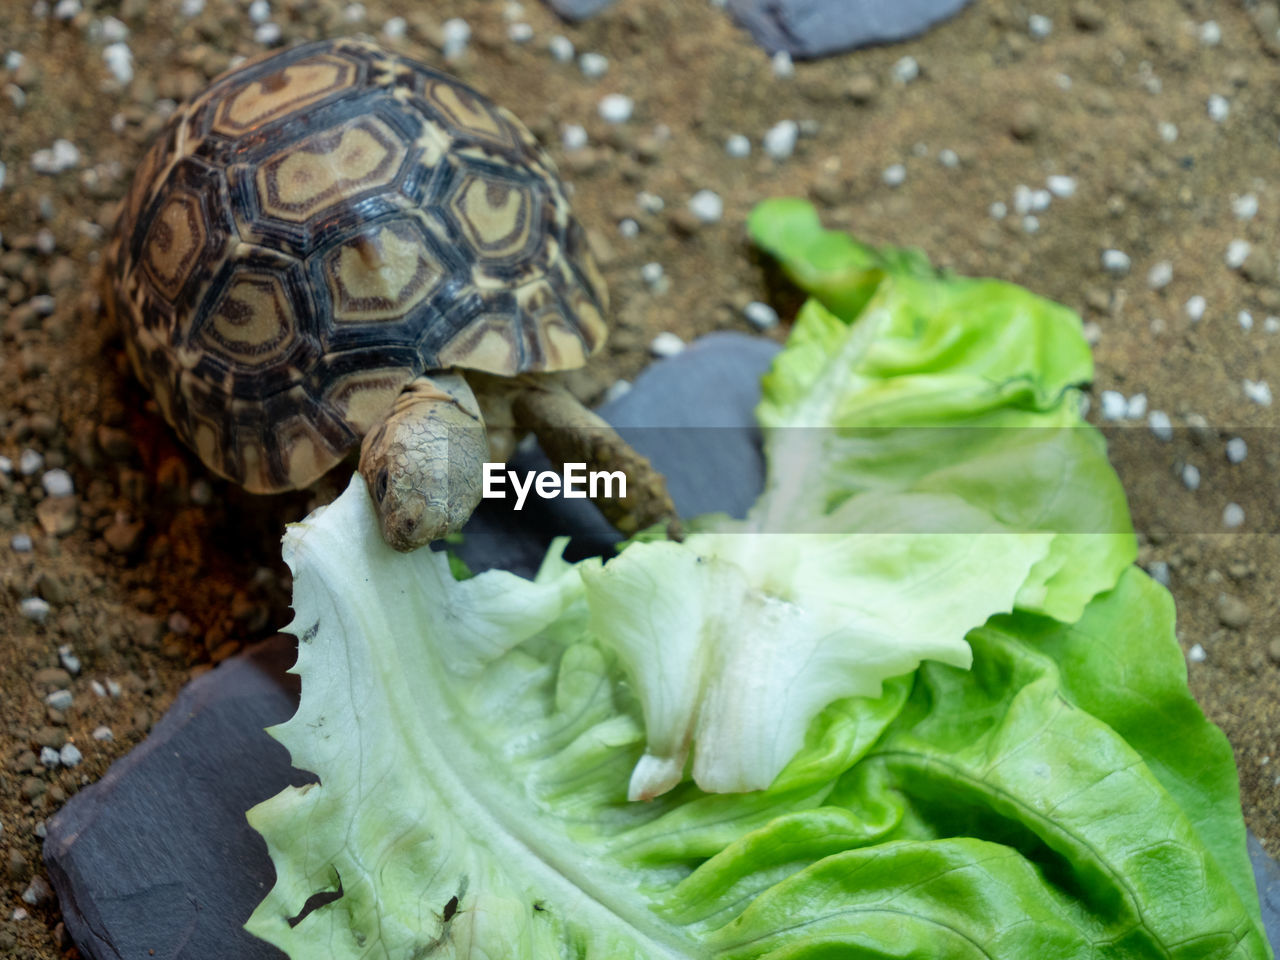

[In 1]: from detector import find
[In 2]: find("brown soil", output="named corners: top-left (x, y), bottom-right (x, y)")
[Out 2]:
top-left (2, 0), bottom-right (1278, 954)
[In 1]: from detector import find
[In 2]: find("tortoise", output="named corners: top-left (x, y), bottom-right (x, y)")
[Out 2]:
top-left (103, 37), bottom-right (677, 551)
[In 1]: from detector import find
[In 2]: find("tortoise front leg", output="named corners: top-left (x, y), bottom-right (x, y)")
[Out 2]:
top-left (511, 380), bottom-right (682, 540)
top-left (359, 373), bottom-right (488, 551)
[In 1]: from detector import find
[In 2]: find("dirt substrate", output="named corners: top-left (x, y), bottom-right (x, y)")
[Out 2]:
top-left (2, 0), bottom-right (1279, 954)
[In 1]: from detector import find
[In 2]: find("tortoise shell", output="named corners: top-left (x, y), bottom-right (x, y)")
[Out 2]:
top-left (104, 38), bottom-right (609, 493)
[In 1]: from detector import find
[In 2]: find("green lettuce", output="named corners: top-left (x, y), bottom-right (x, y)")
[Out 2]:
top-left (246, 201), bottom-right (1272, 958)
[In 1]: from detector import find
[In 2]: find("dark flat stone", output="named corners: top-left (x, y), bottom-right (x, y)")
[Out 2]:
top-left (728, 0), bottom-right (974, 58)
top-left (43, 332), bottom-right (1280, 956)
top-left (539, 0), bottom-right (619, 22)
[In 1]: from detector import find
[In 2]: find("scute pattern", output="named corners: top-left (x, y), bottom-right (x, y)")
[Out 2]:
top-left (106, 38), bottom-right (608, 493)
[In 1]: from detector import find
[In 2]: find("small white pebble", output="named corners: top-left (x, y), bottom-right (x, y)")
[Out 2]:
top-left (6, 50), bottom-right (24, 70)
top-left (20, 597), bottom-right (50, 622)
top-left (988, 201), bottom-right (1008, 220)
top-left (0, 160), bottom-right (6, 191)
top-left (1223, 503), bottom-right (1245, 528)
top-left (1199, 20), bottom-right (1222, 46)
top-left (762, 120), bottom-right (798, 160)
top-left (253, 21), bottom-right (282, 45)
top-left (31, 138), bottom-right (81, 174)
top-left (1022, 215), bottom-right (1040, 233)
top-left (102, 41), bottom-right (135, 84)
top-left (92, 725), bottom-right (114, 741)
top-left (771, 50), bottom-right (794, 78)
top-left (45, 688), bottom-right (73, 711)
top-left (640, 261), bottom-right (665, 289)
top-left (90, 679), bottom-right (106, 697)
top-left (11, 533), bottom-right (33, 552)
top-left (1013, 184), bottom-right (1034, 215)
top-left (1099, 390), bottom-right (1127, 421)
top-left (1181, 463), bottom-right (1200, 491)
top-left (1082, 321), bottom-right (1102, 346)
top-left (1158, 121), bottom-right (1178, 143)
top-left (1028, 13), bottom-right (1052, 37)
top-left (20, 449), bottom-right (44, 475)
top-left (744, 301), bottom-right (780, 330)
top-left (688, 189), bottom-right (723, 223)
top-left (1055, 73), bottom-right (1072, 90)
top-left (882, 163), bottom-right (906, 187)
top-left (1148, 410), bottom-right (1173, 441)
top-left (39, 747), bottom-right (61, 768)
top-left (1207, 94), bottom-right (1229, 122)
top-left (58, 644), bottom-right (81, 674)
top-left (1266, 316), bottom-right (1280, 333)
top-left (105, 678), bottom-right (122, 698)
top-left (1231, 193), bottom-right (1258, 220)
top-left (636, 190), bottom-right (663, 213)
top-left (1029, 188), bottom-right (1051, 212)
top-left (1125, 393), bottom-right (1148, 419)
top-left (725, 133), bottom-right (751, 158)
top-left (548, 35), bottom-right (574, 63)
top-left (12, 907), bottom-right (29, 922)
top-left (100, 15), bottom-right (128, 41)
top-left (1101, 249), bottom-right (1131, 275)
top-left (0, 456), bottom-right (11, 474)
top-left (1188, 643), bottom-right (1206, 662)
top-left (53, 0), bottom-right (80, 19)
top-left (1046, 174), bottom-right (1076, 198)
top-left (1146, 261), bottom-right (1173, 290)
top-left (59, 743), bottom-right (82, 767)
top-left (1226, 437), bottom-right (1247, 463)
top-left (649, 331), bottom-right (685, 358)
top-left (1239, 310), bottom-right (1254, 331)
top-left (579, 52), bottom-right (609, 79)
top-left (503, 1), bottom-right (524, 20)
top-left (180, 0), bottom-right (204, 15)
top-left (602, 379), bottom-right (632, 404)
top-left (598, 93), bottom-right (633, 123)
top-left (891, 55), bottom-right (919, 84)
top-left (384, 16), bottom-right (407, 40)
top-left (41, 468), bottom-right (73, 497)
top-left (1243, 379), bottom-right (1272, 406)
top-left (560, 123), bottom-right (587, 151)
top-left (1225, 239), bottom-right (1251, 269)
top-left (441, 18), bottom-right (470, 58)
top-left (247, 0), bottom-right (269, 23)
top-left (1185, 295), bottom-right (1206, 322)
top-left (507, 22), bottom-right (532, 43)
top-left (618, 218), bottom-right (639, 238)
top-left (938, 148), bottom-right (959, 168)
top-left (1148, 560), bottom-right (1170, 586)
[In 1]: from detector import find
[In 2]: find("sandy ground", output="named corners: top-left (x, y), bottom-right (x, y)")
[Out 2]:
top-left (1, 0), bottom-right (1279, 953)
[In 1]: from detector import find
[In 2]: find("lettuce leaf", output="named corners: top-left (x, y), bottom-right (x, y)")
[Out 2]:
top-left (246, 201), bottom-right (1272, 957)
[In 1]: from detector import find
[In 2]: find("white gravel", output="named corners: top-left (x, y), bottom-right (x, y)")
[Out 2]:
top-left (636, 191), bottom-right (663, 213)
top-left (892, 56), bottom-right (920, 84)
top-left (384, 16), bottom-right (407, 40)
top-left (99, 15), bottom-right (128, 41)
top-left (1199, 20), bottom-right (1222, 46)
top-left (53, 0), bottom-right (80, 19)
top-left (1147, 410), bottom-right (1173, 441)
top-left (1226, 437), bottom-right (1247, 463)
top-left (688, 189), bottom-right (723, 223)
top-left (1243, 379), bottom-right (1272, 406)
top-left (92, 726), bottom-right (114, 741)
top-left (254, 22), bottom-right (282, 45)
top-left (560, 123), bottom-right (587, 151)
top-left (1188, 643), bottom-right (1207, 663)
top-left (1028, 13), bottom-right (1052, 38)
top-left (42, 468), bottom-right (73, 497)
top-left (989, 201), bottom-right (1007, 220)
top-left (1099, 390), bottom-right (1127, 421)
top-left (882, 164), bottom-right (906, 187)
top-left (1207, 94), bottom-right (1230, 122)
top-left (19, 449), bottom-right (43, 475)
top-left (20, 597), bottom-right (50, 622)
top-left (39, 747), bottom-right (61, 769)
top-left (180, 0), bottom-right (203, 14)
top-left (1148, 560), bottom-right (1170, 586)
top-left (640, 261), bottom-right (665, 290)
top-left (1239, 310), bottom-right (1254, 331)
top-left (1046, 174), bottom-right (1076, 198)
top-left (31, 139), bottom-right (80, 174)
top-left (1100, 249), bottom-right (1131, 275)
top-left (744, 301), bottom-right (779, 330)
top-left (1158, 121), bottom-right (1178, 143)
top-left (11, 534), bottom-right (33, 552)
top-left (1184, 295), bottom-right (1206, 322)
top-left (0, 161), bottom-right (6, 191)
top-left (598, 94), bottom-right (633, 123)
top-left (441, 18), bottom-right (470, 58)
top-left (771, 50), bottom-right (794, 77)
top-left (1125, 393), bottom-right (1147, 419)
top-left (1181, 463), bottom-right (1201, 491)
top-left (1146, 261), bottom-right (1173, 290)
top-left (548, 35), bottom-right (574, 63)
top-left (59, 743), bottom-right (83, 767)
top-left (507, 22), bottom-right (532, 43)
top-left (649, 332), bottom-right (685, 358)
top-left (1223, 503), bottom-right (1245, 528)
top-left (248, 0), bottom-right (269, 23)
top-left (762, 120), bottom-right (798, 160)
top-left (1231, 193), bottom-right (1258, 220)
top-left (602, 379), bottom-right (632, 404)
top-left (618, 218), bottom-right (639, 238)
top-left (1022, 215), bottom-right (1039, 233)
top-left (725, 133), bottom-right (750, 157)
top-left (1225, 239), bottom-right (1251, 268)
top-left (579, 52), bottom-right (608, 78)
top-left (58, 644), bottom-right (81, 674)
top-left (45, 689), bottom-right (73, 711)
top-left (938, 148), bottom-right (959, 168)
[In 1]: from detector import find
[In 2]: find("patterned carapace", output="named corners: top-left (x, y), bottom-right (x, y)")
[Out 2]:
top-left (104, 38), bottom-right (609, 492)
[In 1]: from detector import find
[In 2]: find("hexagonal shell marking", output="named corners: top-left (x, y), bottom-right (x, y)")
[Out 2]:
top-left (212, 53), bottom-right (358, 138)
top-left (323, 220), bottom-right (443, 324)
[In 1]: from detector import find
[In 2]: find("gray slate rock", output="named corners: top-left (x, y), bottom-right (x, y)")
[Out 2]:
top-left (728, 0), bottom-right (974, 58)
top-left (42, 332), bottom-right (1280, 956)
top-left (541, 0), bottom-right (619, 22)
